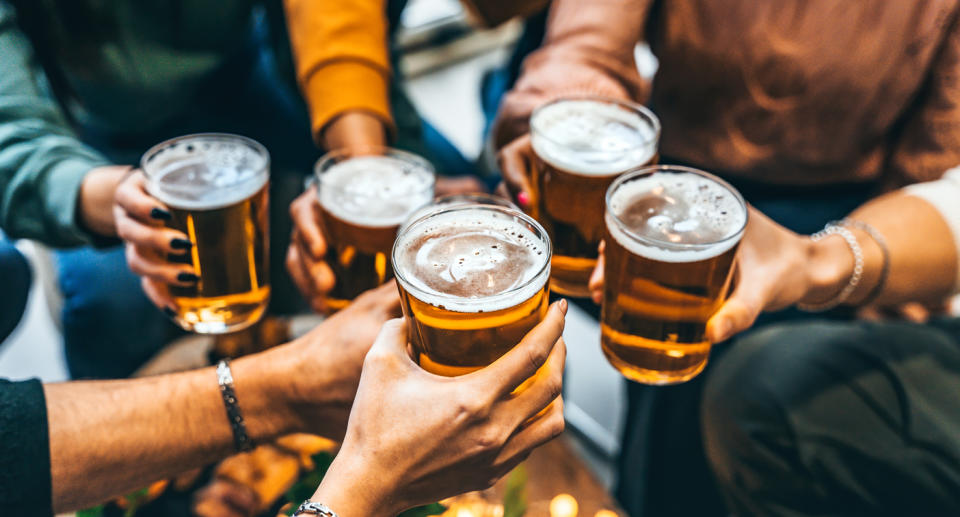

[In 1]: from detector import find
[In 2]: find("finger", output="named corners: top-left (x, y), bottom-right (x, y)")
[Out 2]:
top-left (479, 299), bottom-right (567, 395)
top-left (898, 302), bottom-right (930, 323)
top-left (705, 285), bottom-right (764, 343)
top-left (116, 212), bottom-right (191, 255)
top-left (435, 175), bottom-right (488, 196)
top-left (126, 244), bottom-right (197, 286)
top-left (497, 134), bottom-right (535, 209)
top-left (301, 247), bottom-right (337, 297)
top-left (141, 278), bottom-right (177, 315)
top-left (364, 318), bottom-right (412, 364)
top-left (589, 240), bottom-right (606, 304)
top-left (495, 396), bottom-right (565, 468)
top-left (503, 336), bottom-right (565, 422)
top-left (115, 171), bottom-right (171, 224)
top-left (286, 242), bottom-right (319, 307)
top-left (290, 187), bottom-right (327, 259)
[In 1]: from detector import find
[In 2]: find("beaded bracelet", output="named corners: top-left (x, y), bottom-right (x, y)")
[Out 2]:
top-left (838, 218), bottom-right (890, 306)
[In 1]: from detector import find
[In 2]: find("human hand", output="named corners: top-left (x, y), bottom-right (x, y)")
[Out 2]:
top-left (286, 185), bottom-right (336, 313)
top-left (588, 207), bottom-right (855, 344)
top-left (78, 165), bottom-right (128, 238)
top-left (273, 282), bottom-right (403, 440)
top-left (113, 169), bottom-right (197, 312)
top-left (495, 134), bottom-right (536, 210)
top-left (310, 300), bottom-right (568, 516)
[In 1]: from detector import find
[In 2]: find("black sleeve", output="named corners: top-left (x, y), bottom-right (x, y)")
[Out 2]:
top-left (0, 378), bottom-right (52, 517)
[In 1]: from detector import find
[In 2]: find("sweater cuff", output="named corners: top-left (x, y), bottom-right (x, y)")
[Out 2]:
top-left (44, 157), bottom-right (117, 248)
top-left (0, 379), bottom-right (52, 516)
top-left (302, 60), bottom-right (395, 146)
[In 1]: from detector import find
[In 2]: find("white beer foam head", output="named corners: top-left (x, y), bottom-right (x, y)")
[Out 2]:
top-left (606, 171), bottom-right (746, 263)
top-left (319, 155), bottom-right (435, 228)
top-left (531, 99), bottom-right (659, 176)
top-left (393, 207), bottom-right (551, 313)
top-left (144, 136), bottom-right (269, 210)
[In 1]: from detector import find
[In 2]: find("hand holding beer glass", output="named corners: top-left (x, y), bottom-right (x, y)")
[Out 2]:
top-left (392, 204), bottom-right (556, 378)
top-left (117, 133), bottom-right (271, 334)
top-left (598, 165), bottom-right (747, 384)
top-left (288, 147), bottom-right (435, 312)
top-left (499, 97), bottom-right (660, 297)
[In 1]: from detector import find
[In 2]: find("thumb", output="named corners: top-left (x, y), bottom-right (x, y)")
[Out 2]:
top-left (366, 318), bottom-right (410, 361)
top-left (706, 287), bottom-right (764, 344)
top-left (589, 240), bottom-right (606, 305)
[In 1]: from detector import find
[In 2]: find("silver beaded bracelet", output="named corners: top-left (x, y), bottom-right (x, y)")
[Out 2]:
top-left (797, 223), bottom-right (865, 312)
top-left (294, 501), bottom-right (339, 516)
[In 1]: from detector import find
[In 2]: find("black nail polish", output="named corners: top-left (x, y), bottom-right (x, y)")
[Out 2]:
top-left (177, 272), bottom-right (200, 283)
top-left (163, 307), bottom-right (177, 318)
top-left (170, 238), bottom-right (193, 250)
top-left (150, 208), bottom-right (171, 221)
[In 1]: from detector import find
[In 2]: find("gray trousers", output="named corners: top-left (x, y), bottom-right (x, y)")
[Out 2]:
top-left (702, 318), bottom-right (960, 516)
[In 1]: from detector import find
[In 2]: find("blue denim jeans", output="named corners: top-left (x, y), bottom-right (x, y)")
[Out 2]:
top-left (0, 239), bottom-right (30, 344)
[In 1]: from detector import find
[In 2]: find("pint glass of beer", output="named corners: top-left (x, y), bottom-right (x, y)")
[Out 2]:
top-left (316, 147), bottom-right (435, 310)
top-left (600, 165), bottom-right (747, 384)
top-left (141, 134), bottom-right (270, 334)
top-left (530, 97), bottom-right (660, 298)
top-left (392, 205), bottom-right (551, 376)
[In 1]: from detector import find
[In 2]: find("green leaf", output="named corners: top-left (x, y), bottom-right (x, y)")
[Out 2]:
top-left (503, 465), bottom-right (528, 517)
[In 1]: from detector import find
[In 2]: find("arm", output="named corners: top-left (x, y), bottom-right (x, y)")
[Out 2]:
top-left (283, 0), bottom-right (391, 150)
top-left (0, 3), bottom-right (121, 245)
top-left (43, 281), bottom-right (401, 513)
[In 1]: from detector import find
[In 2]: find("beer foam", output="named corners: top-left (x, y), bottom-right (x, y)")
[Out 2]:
top-left (607, 172), bottom-right (746, 263)
top-left (145, 139), bottom-right (268, 210)
top-left (531, 99), bottom-right (658, 176)
top-left (320, 156), bottom-right (434, 228)
top-left (393, 208), bottom-right (550, 313)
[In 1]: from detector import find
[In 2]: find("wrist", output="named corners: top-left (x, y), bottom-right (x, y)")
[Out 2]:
top-left (801, 234), bottom-right (855, 305)
top-left (78, 165), bottom-right (128, 238)
top-left (311, 451), bottom-right (396, 517)
top-left (230, 352), bottom-right (301, 442)
top-left (321, 111), bottom-right (388, 152)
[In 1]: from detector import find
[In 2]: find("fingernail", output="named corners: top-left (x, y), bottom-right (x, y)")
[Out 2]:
top-left (163, 307), bottom-right (177, 318)
top-left (558, 298), bottom-right (568, 314)
top-left (177, 272), bottom-right (200, 283)
top-left (170, 238), bottom-right (193, 250)
top-left (714, 319), bottom-right (731, 343)
top-left (150, 208), bottom-right (171, 221)
top-left (517, 191), bottom-right (531, 208)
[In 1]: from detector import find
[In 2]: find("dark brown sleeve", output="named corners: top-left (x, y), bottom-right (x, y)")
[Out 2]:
top-left (887, 10), bottom-right (960, 186)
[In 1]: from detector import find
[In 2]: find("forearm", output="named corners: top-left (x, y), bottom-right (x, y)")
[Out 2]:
top-left (46, 353), bottom-right (297, 513)
top-left (805, 192), bottom-right (959, 307)
top-left (309, 452), bottom-right (394, 517)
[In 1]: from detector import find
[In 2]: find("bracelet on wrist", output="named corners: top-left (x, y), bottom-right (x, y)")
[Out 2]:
top-left (294, 501), bottom-right (339, 516)
top-left (797, 223), bottom-right (864, 312)
top-left (837, 218), bottom-right (890, 306)
top-left (216, 359), bottom-right (254, 453)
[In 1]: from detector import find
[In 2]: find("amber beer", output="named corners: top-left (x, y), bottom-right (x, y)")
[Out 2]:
top-left (392, 205), bottom-right (551, 376)
top-left (530, 97), bottom-right (660, 298)
top-left (317, 148), bottom-right (435, 310)
top-left (601, 166), bottom-right (747, 384)
top-left (142, 134), bottom-right (270, 334)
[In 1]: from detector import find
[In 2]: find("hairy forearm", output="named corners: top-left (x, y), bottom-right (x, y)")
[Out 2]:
top-left (46, 353), bottom-right (296, 512)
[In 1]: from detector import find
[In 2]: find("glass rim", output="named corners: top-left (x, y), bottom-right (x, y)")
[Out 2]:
top-left (605, 164), bottom-right (749, 251)
top-left (314, 145), bottom-right (437, 196)
top-left (392, 204), bottom-right (552, 309)
top-left (530, 95), bottom-right (662, 155)
top-left (140, 133), bottom-right (270, 180)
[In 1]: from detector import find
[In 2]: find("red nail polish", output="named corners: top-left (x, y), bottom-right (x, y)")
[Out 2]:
top-left (517, 191), bottom-right (531, 208)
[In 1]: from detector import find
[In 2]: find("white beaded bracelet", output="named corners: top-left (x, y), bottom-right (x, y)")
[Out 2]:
top-left (797, 223), bottom-right (864, 312)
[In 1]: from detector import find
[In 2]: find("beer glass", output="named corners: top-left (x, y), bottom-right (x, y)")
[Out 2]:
top-left (600, 165), bottom-right (747, 384)
top-left (392, 205), bottom-right (552, 377)
top-left (141, 133), bottom-right (270, 334)
top-left (530, 96), bottom-right (660, 298)
top-left (316, 147), bottom-right (435, 310)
